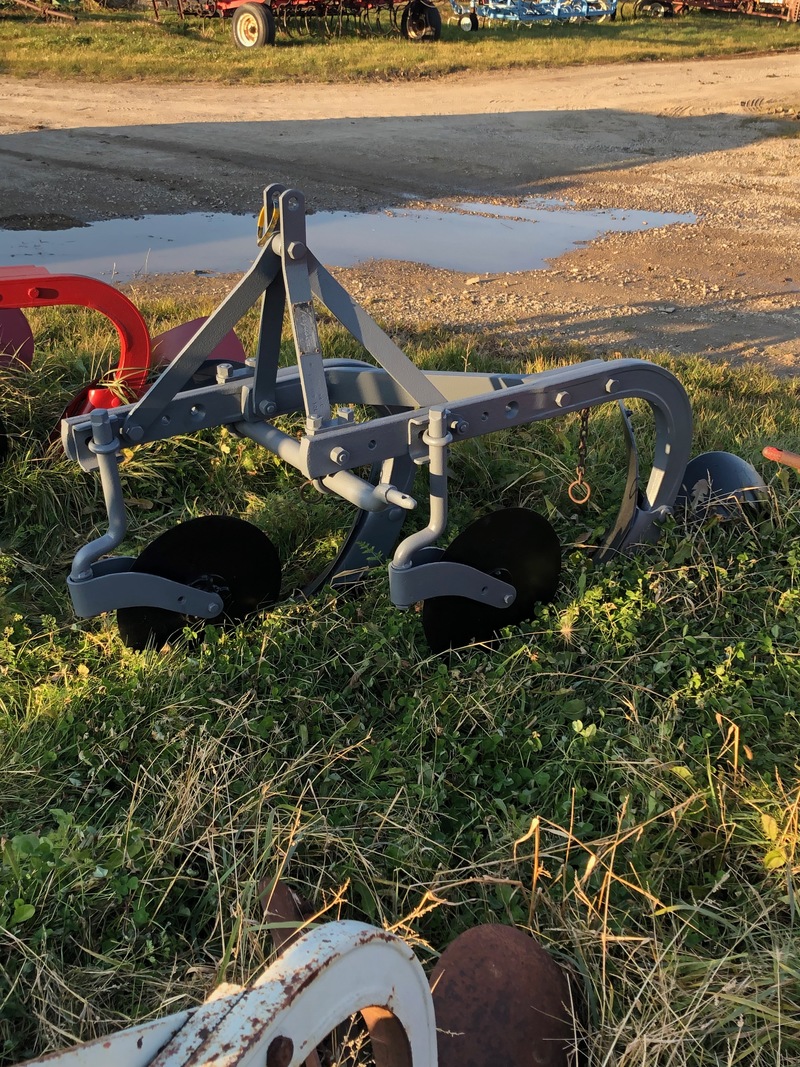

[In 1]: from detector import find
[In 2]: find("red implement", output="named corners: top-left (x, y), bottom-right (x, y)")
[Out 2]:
top-left (0, 266), bottom-right (152, 413)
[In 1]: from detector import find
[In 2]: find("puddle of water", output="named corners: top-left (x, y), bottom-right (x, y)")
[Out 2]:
top-left (0, 200), bottom-right (695, 282)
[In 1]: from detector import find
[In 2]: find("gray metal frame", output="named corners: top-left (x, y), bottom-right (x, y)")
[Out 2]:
top-left (61, 184), bottom-right (693, 622)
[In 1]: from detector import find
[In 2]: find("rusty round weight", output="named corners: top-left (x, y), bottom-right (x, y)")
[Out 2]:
top-left (429, 924), bottom-right (579, 1067)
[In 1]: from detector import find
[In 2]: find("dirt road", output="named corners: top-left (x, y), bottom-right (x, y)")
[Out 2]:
top-left (1, 53), bottom-right (799, 370)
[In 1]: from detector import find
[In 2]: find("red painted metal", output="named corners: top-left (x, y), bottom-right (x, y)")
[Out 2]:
top-left (671, 0), bottom-right (798, 17)
top-left (151, 316), bottom-right (247, 369)
top-left (0, 267), bottom-right (152, 414)
top-left (189, 0), bottom-right (403, 21)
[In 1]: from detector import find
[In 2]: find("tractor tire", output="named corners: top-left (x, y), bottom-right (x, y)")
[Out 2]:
top-left (633, 0), bottom-right (671, 14)
top-left (400, 0), bottom-right (442, 40)
top-left (232, 2), bottom-right (276, 47)
top-left (587, 0), bottom-right (615, 18)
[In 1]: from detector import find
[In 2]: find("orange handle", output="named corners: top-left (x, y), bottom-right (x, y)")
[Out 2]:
top-left (763, 445), bottom-right (800, 471)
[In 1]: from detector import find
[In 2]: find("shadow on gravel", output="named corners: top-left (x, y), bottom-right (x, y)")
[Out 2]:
top-left (0, 107), bottom-right (785, 224)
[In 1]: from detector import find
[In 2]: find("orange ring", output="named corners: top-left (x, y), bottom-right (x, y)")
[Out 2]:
top-left (568, 480), bottom-right (592, 505)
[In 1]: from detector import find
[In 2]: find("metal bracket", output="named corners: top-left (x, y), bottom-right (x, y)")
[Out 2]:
top-left (68, 558), bottom-right (224, 620)
top-left (389, 560), bottom-right (516, 610)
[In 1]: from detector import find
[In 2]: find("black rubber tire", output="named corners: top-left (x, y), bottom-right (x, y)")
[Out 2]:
top-left (232, 2), bottom-right (276, 47)
top-left (400, 1), bottom-right (442, 40)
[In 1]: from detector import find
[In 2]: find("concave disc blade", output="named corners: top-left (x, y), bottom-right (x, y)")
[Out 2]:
top-left (421, 507), bottom-right (561, 654)
top-left (430, 925), bottom-right (577, 1067)
top-left (151, 317), bottom-right (247, 370)
top-left (0, 309), bottom-right (34, 370)
top-left (117, 515), bottom-right (281, 651)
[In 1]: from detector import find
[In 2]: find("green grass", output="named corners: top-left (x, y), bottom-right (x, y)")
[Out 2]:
top-left (1, 297), bottom-right (799, 1064)
top-left (0, 7), bottom-right (798, 82)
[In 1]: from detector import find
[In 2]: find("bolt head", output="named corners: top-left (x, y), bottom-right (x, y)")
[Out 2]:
top-left (330, 446), bottom-right (350, 466)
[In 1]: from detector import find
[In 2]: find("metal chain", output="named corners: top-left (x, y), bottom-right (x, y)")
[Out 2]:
top-left (568, 406), bottom-right (592, 504)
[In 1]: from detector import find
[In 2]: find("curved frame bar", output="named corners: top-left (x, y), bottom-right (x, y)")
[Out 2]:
top-left (0, 267), bottom-right (152, 411)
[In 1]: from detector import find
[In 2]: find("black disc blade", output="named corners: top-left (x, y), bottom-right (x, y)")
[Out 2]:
top-left (421, 508), bottom-right (561, 654)
top-left (117, 515), bottom-right (281, 651)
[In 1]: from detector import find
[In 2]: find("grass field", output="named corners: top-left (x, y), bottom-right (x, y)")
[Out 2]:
top-left (1, 294), bottom-right (799, 1064)
top-left (0, 6), bottom-right (799, 82)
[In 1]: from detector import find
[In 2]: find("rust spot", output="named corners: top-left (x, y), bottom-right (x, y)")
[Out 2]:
top-left (285, 966), bottom-right (321, 999)
top-left (137, 1036), bottom-right (144, 1049)
top-left (267, 1034), bottom-right (295, 1067)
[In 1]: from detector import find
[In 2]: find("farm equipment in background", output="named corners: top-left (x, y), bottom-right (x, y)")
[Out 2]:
top-left (177, 0), bottom-right (442, 43)
top-left (670, 0), bottom-right (799, 19)
top-left (36, 182), bottom-right (761, 654)
top-left (448, 0), bottom-right (614, 30)
top-left (448, 0), bottom-right (797, 22)
top-left (620, 0), bottom-right (799, 16)
top-left (3, 0), bottom-right (77, 20)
